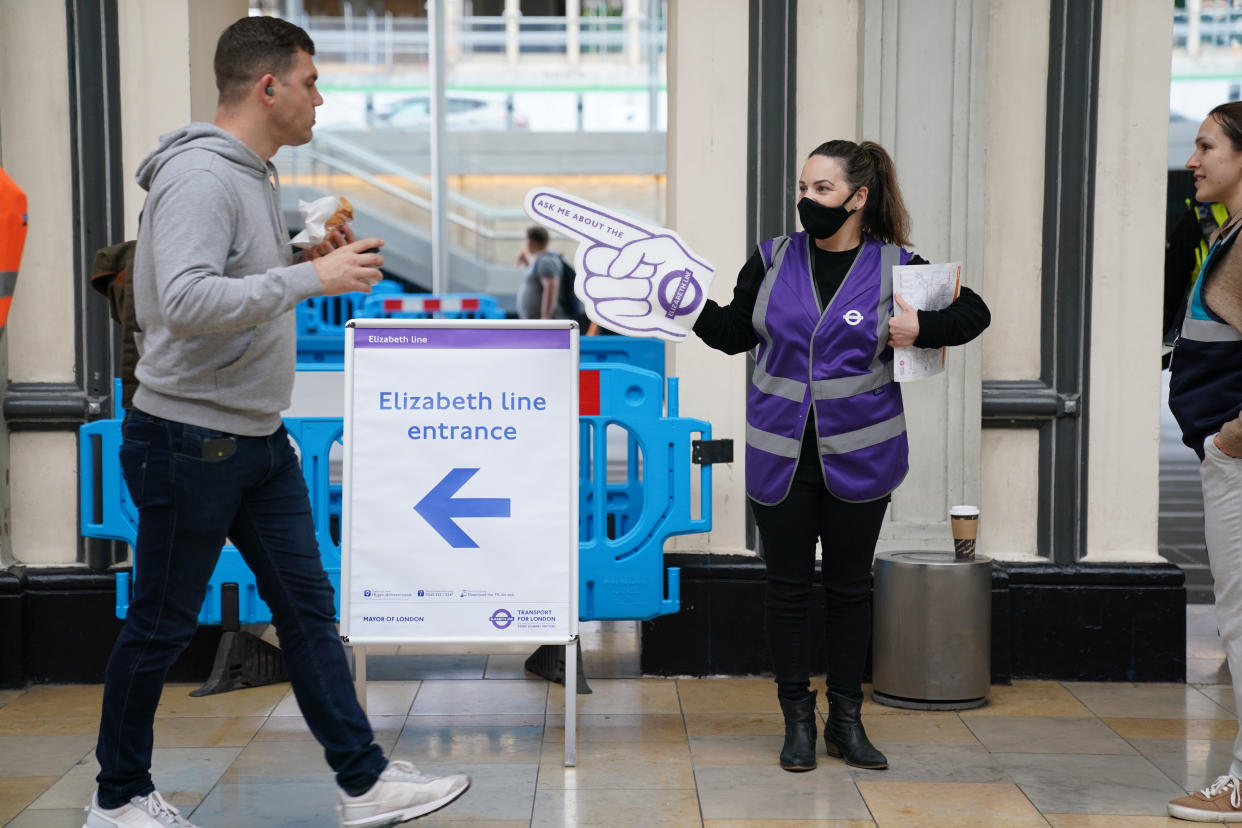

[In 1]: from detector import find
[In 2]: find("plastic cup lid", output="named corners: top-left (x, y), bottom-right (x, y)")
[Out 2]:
top-left (950, 505), bottom-right (980, 517)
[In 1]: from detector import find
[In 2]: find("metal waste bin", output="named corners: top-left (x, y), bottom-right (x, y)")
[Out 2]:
top-left (872, 550), bottom-right (991, 710)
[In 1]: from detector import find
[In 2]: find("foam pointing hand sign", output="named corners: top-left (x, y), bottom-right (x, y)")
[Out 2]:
top-left (523, 187), bottom-right (715, 342)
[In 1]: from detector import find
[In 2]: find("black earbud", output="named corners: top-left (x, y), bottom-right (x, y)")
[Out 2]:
top-left (265, 86), bottom-right (274, 96)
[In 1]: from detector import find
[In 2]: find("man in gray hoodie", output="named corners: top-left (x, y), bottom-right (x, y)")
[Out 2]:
top-left (85, 17), bottom-right (469, 828)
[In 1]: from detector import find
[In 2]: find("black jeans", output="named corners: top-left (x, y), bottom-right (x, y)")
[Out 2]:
top-left (94, 409), bottom-right (386, 808)
top-left (750, 447), bottom-right (890, 701)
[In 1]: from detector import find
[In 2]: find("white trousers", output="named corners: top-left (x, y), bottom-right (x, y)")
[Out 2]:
top-left (1202, 433), bottom-right (1242, 778)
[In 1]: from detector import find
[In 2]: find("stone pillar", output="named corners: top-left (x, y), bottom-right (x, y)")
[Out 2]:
top-left (1082, 0), bottom-right (1170, 563)
top-left (979, 0), bottom-right (1049, 560)
top-left (0, 0), bottom-right (78, 564)
top-left (505, 0), bottom-right (519, 64)
top-left (566, 0), bottom-right (580, 65)
top-left (857, 0), bottom-right (989, 551)
top-left (624, 0), bottom-right (641, 65)
top-left (665, 0), bottom-right (750, 554)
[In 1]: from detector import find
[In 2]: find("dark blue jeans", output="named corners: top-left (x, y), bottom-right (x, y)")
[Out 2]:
top-left (95, 409), bottom-right (385, 808)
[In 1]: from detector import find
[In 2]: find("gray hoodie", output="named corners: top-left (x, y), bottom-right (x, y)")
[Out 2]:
top-left (131, 123), bottom-right (323, 436)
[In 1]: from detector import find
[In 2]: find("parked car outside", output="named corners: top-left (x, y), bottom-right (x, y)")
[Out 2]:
top-left (371, 92), bottom-right (530, 130)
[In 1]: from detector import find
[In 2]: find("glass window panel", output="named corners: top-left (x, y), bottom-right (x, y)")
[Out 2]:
top-left (273, 1), bottom-right (666, 308)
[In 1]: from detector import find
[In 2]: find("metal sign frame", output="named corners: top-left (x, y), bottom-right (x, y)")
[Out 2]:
top-left (342, 317), bottom-right (580, 764)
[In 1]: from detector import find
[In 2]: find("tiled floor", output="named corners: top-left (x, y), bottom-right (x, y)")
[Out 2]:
top-left (1, 607), bottom-right (1235, 827)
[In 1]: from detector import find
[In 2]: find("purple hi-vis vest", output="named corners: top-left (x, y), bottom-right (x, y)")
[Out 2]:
top-left (746, 232), bottom-right (912, 504)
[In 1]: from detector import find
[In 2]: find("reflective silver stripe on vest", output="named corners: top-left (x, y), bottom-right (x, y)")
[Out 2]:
top-left (753, 236), bottom-right (792, 346)
top-left (819, 412), bottom-right (906, 455)
top-left (753, 236), bottom-right (805, 401)
top-left (811, 362), bottom-right (893, 400)
top-left (1178, 221), bottom-right (1242, 344)
top-left (0, 271), bottom-right (16, 296)
top-left (1181, 315), bottom-right (1242, 342)
top-left (747, 422), bottom-right (803, 458)
top-left (872, 244), bottom-right (899, 362)
top-left (754, 366), bottom-right (808, 401)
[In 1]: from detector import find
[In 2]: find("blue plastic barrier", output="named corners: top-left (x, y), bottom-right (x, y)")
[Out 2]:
top-left (82, 362), bottom-right (713, 625)
top-left (357, 292), bottom-right (506, 321)
top-left (78, 390), bottom-right (137, 550)
top-left (79, 383), bottom-right (345, 625)
top-left (296, 280), bottom-right (402, 364)
top-left (579, 335), bottom-right (666, 380)
top-left (578, 364), bottom-right (712, 620)
top-left (297, 288), bottom-right (505, 366)
top-left (578, 336), bottom-right (666, 540)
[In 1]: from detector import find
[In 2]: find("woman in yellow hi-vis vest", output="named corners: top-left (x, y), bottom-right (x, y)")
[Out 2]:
top-left (1165, 198), bottom-right (1228, 362)
top-left (0, 165), bottom-right (26, 328)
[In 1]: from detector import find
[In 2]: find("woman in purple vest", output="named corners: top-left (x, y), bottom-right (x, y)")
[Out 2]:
top-left (692, 140), bottom-right (990, 772)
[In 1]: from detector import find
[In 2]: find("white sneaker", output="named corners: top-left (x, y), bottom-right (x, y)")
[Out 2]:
top-left (83, 791), bottom-right (200, 827)
top-left (338, 761), bottom-right (470, 827)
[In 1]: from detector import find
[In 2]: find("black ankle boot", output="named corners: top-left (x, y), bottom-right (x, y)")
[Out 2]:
top-left (778, 690), bottom-right (818, 771)
top-left (824, 689), bottom-right (887, 769)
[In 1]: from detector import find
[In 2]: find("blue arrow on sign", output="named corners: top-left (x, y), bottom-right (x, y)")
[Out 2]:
top-left (414, 467), bottom-right (511, 548)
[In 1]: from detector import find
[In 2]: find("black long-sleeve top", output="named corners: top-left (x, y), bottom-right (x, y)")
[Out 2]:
top-left (693, 241), bottom-right (991, 354)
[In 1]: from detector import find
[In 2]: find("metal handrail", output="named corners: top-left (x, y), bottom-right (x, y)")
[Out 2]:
top-left (305, 133), bottom-right (528, 230)
top-left (288, 144), bottom-right (524, 242)
top-left (311, 132), bottom-right (432, 191)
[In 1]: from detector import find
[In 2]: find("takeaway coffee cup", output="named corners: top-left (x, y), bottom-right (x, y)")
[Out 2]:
top-left (950, 505), bottom-right (980, 560)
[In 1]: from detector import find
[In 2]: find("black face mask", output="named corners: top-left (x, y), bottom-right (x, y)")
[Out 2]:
top-left (797, 192), bottom-right (859, 240)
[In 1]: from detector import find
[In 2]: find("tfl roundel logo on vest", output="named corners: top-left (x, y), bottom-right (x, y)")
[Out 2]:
top-left (843, 309), bottom-right (865, 326)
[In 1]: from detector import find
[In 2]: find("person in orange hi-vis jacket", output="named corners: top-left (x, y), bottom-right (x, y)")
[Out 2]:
top-left (0, 165), bottom-right (26, 328)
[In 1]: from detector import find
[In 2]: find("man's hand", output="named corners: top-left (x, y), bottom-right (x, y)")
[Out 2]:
top-left (302, 224), bottom-right (356, 262)
top-left (888, 293), bottom-right (920, 348)
top-left (313, 237), bottom-right (385, 296)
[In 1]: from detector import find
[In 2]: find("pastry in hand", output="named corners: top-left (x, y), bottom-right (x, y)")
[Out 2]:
top-left (324, 196), bottom-right (354, 234)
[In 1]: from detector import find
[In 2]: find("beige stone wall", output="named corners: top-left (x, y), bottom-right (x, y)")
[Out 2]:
top-left (978, 0), bottom-right (1050, 560)
top-left (0, 0), bottom-right (76, 386)
top-left (0, 0), bottom-right (245, 566)
top-left (118, 0), bottom-right (192, 238)
top-left (854, 0), bottom-right (988, 548)
top-left (119, 0), bottom-right (246, 237)
top-left (0, 0), bottom-right (81, 564)
top-left (664, 0), bottom-right (751, 554)
top-left (797, 1), bottom-right (861, 154)
top-left (1083, 0), bottom-right (1170, 563)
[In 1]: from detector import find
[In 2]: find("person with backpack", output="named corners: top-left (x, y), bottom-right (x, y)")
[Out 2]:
top-left (516, 224), bottom-right (594, 330)
top-left (553, 250), bottom-right (592, 330)
top-left (516, 225), bottom-right (563, 320)
top-left (689, 140), bottom-right (990, 774)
